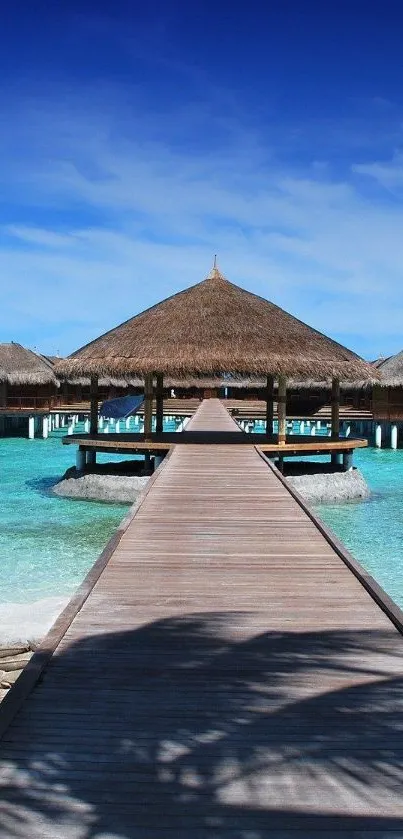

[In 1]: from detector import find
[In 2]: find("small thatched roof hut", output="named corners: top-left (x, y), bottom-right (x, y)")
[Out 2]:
top-left (375, 350), bottom-right (403, 387)
top-left (58, 267), bottom-right (376, 382)
top-left (0, 343), bottom-right (58, 386)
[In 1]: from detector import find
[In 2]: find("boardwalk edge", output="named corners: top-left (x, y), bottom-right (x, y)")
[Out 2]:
top-left (0, 449), bottom-right (175, 741)
top-left (256, 447), bottom-right (403, 637)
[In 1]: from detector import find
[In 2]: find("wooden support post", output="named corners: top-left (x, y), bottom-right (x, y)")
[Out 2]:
top-left (0, 381), bottom-right (7, 408)
top-left (90, 376), bottom-right (98, 435)
top-left (76, 448), bottom-right (86, 472)
top-left (87, 450), bottom-right (96, 467)
top-left (277, 375), bottom-right (287, 445)
top-left (331, 377), bottom-right (340, 466)
top-left (144, 373), bottom-right (154, 441)
top-left (331, 377), bottom-right (340, 438)
top-left (155, 373), bottom-right (164, 435)
top-left (265, 374), bottom-right (274, 438)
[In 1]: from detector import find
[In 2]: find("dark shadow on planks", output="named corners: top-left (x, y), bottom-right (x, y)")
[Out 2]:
top-left (1, 614), bottom-right (403, 838)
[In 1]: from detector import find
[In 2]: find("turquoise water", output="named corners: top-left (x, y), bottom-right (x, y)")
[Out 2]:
top-left (0, 427), bottom-right (130, 605)
top-left (0, 415), bottom-right (186, 607)
top-left (316, 447), bottom-right (403, 608)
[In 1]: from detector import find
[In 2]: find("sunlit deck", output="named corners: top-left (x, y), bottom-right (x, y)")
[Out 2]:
top-left (1, 399), bottom-right (402, 837)
top-left (63, 426), bottom-right (368, 469)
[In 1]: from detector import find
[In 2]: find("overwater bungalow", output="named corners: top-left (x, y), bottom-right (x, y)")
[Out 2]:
top-left (57, 265), bottom-right (377, 468)
top-left (372, 350), bottom-right (403, 420)
top-left (369, 350), bottom-right (403, 447)
top-left (0, 343), bottom-right (59, 436)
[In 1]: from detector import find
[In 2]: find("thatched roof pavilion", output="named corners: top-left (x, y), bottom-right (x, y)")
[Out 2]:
top-left (0, 343), bottom-right (58, 386)
top-left (375, 351), bottom-right (403, 386)
top-left (57, 265), bottom-right (377, 446)
top-left (58, 267), bottom-right (375, 382)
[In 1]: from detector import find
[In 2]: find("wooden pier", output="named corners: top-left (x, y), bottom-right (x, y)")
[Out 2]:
top-left (1, 399), bottom-right (403, 837)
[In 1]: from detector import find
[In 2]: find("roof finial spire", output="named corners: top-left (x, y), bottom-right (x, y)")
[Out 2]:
top-left (207, 255), bottom-right (226, 281)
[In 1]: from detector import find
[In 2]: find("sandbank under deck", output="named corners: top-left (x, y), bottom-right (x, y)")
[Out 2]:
top-left (1, 399), bottom-right (403, 837)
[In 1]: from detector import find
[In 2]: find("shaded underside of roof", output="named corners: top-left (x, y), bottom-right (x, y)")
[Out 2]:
top-left (0, 343), bottom-right (58, 385)
top-left (57, 269), bottom-right (378, 383)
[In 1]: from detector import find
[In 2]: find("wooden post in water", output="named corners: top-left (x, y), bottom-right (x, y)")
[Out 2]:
top-left (155, 374), bottom-right (164, 435)
top-left (331, 377), bottom-right (340, 466)
top-left (277, 376), bottom-right (287, 445)
top-left (144, 374), bottom-right (154, 440)
top-left (144, 373), bottom-right (154, 473)
top-left (90, 376), bottom-right (98, 435)
top-left (265, 375), bottom-right (274, 438)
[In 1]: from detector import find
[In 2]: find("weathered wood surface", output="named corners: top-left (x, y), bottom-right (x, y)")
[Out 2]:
top-left (1, 398), bottom-right (403, 838)
top-left (64, 431), bottom-right (368, 454)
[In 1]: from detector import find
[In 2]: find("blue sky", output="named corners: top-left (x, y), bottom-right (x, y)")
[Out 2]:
top-left (1, 0), bottom-right (403, 359)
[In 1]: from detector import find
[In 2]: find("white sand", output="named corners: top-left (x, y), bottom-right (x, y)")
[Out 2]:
top-left (0, 596), bottom-right (69, 645)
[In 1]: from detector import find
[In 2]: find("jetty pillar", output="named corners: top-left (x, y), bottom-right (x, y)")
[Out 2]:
top-left (155, 373), bottom-right (164, 435)
top-left (265, 374), bottom-right (274, 437)
top-left (277, 376), bottom-right (287, 445)
top-left (144, 373), bottom-right (154, 473)
top-left (144, 374), bottom-right (153, 439)
top-left (42, 416), bottom-right (48, 439)
top-left (375, 423), bottom-right (382, 448)
top-left (342, 450), bottom-right (353, 471)
top-left (331, 377), bottom-right (340, 466)
top-left (76, 448), bottom-right (86, 472)
top-left (391, 424), bottom-right (398, 450)
top-left (28, 416), bottom-right (35, 440)
top-left (90, 376), bottom-right (99, 435)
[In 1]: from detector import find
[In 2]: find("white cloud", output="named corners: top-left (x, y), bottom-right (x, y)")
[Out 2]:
top-left (0, 93), bottom-right (403, 357)
top-left (353, 153), bottom-right (403, 190)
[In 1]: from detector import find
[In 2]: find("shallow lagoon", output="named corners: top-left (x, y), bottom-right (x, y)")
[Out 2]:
top-left (0, 427), bottom-right (130, 640)
top-left (317, 447), bottom-right (403, 608)
top-left (0, 433), bottom-right (129, 604)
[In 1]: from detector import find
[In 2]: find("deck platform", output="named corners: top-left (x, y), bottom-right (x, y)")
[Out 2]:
top-left (1, 399), bottom-right (403, 837)
top-left (64, 429), bottom-right (368, 460)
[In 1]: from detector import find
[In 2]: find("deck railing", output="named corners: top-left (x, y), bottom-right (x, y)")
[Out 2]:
top-left (3, 396), bottom-right (55, 410)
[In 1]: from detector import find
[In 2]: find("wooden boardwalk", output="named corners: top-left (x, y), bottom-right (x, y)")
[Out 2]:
top-left (1, 399), bottom-right (403, 838)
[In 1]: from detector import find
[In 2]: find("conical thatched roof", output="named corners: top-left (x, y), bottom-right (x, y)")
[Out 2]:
top-left (375, 350), bottom-right (403, 386)
top-left (0, 343), bottom-right (58, 385)
top-left (57, 267), bottom-right (377, 382)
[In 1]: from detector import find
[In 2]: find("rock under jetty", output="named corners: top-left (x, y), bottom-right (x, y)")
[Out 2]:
top-left (53, 471), bottom-right (149, 503)
top-left (286, 467), bottom-right (370, 504)
top-left (0, 644), bottom-right (34, 704)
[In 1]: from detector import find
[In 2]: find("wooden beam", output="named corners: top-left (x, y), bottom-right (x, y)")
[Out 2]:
top-left (144, 373), bottom-right (153, 441)
top-left (331, 377), bottom-right (341, 467)
top-left (331, 377), bottom-right (340, 438)
top-left (90, 376), bottom-right (98, 435)
top-left (0, 381), bottom-right (7, 409)
top-left (155, 373), bottom-right (164, 435)
top-left (277, 375), bottom-right (287, 445)
top-left (265, 375), bottom-right (274, 437)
